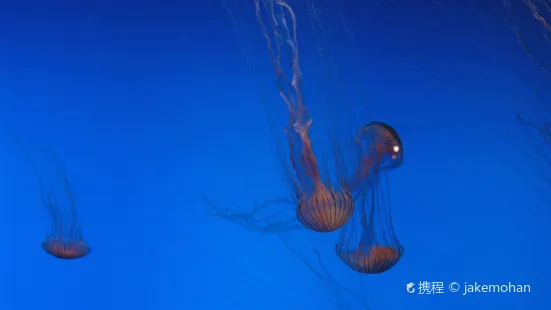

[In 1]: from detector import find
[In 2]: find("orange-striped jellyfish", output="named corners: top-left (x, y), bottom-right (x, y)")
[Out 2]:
top-left (255, 0), bottom-right (354, 232)
top-left (24, 147), bottom-right (91, 259)
top-left (336, 122), bottom-right (403, 274)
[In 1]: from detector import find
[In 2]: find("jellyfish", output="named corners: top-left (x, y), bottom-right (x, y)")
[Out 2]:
top-left (204, 0), bottom-right (360, 233)
top-left (254, 0), bottom-right (355, 232)
top-left (24, 147), bottom-right (90, 259)
top-left (336, 122), bottom-right (403, 274)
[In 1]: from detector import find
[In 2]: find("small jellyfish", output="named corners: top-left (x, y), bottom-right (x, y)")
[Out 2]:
top-left (24, 147), bottom-right (91, 259)
top-left (336, 122), bottom-right (403, 274)
top-left (255, 0), bottom-right (355, 232)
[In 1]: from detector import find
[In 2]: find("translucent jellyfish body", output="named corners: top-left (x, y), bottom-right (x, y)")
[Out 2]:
top-left (356, 121), bottom-right (403, 171)
top-left (254, 0), bottom-right (355, 232)
top-left (202, 0), bottom-right (356, 234)
top-left (336, 122), bottom-right (403, 274)
top-left (24, 147), bottom-right (91, 259)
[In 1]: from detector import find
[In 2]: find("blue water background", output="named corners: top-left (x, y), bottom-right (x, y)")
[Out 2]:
top-left (0, 0), bottom-right (549, 309)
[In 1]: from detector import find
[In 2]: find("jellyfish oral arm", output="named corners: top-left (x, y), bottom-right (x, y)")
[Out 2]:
top-left (296, 120), bottom-right (324, 191)
top-left (286, 120), bottom-right (325, 194)
top-left (256, 0), bottom-right (323, 194)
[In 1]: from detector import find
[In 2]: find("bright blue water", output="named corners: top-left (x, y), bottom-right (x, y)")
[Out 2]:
top-left (0, 0), bottom-right (549, 309)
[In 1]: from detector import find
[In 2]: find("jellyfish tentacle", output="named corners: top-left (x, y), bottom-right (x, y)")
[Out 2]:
top-left (275, 0), bottom-right (322, 190)
top-left (291, 119), bottom-right (324, 192)
top-left (256, 0), bottom-right (322, 191)
top-left (313, 249), bottom-right (378, 310)
top-left (277, 0), bottom-right (307, 123)
top-left (255, 0), bottom-right (355, 232)
top-left (254, 0), bottom-right (296, 115)
top-left (285, 125), bottom-right (309, 194)
top-left (517, 111), bottom-right (551, 146)
top-left (261, 0), bottom-right (324, 193)
top-left (502, 0), bottom-right (551, 75)
top-left (202, 195), bottom-right (303, 233)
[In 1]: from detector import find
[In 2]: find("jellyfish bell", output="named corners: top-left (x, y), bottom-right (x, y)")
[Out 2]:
top-left (337, 241), bottom-right (403, 274)
top-left (356, 121), bottom-right (403, 170)
top-left (296, 185), bottom-right (354, 233)
top-left (42, 237), bottom-right (91, 260)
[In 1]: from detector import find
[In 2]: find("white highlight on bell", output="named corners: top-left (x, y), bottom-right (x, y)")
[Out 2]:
top-left (393, 145), bottom-right (400, 153)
